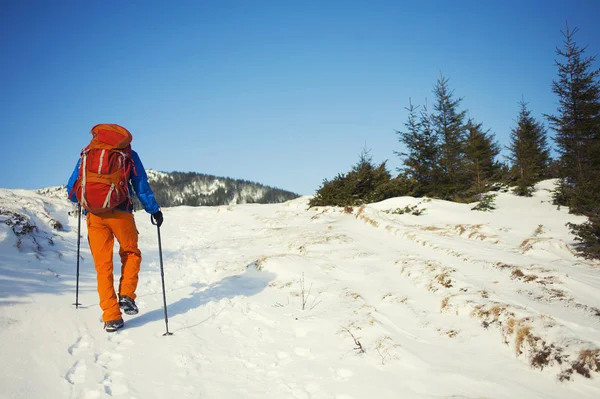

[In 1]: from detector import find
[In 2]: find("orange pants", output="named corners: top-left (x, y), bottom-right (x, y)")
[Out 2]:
top-left (87, 210), bottom-right (141, 322)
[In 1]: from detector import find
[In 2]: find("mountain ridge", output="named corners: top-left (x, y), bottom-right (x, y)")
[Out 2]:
top-left (142, 169), bottom-right (300, 207)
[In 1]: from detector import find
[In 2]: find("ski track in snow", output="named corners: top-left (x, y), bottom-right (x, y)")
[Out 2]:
top-left (1, 181), bottom-right (600, 398)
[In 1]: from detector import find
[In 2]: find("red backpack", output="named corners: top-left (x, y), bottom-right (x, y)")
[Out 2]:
top-left (73, 124), bottom-right (135, 214)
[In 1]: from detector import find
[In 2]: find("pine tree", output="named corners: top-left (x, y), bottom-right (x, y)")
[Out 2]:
top-left (547, 23), bottom-right (600, 259)
top-left (507, 101), bottom-right (551, 196)
top-left (395, 100), bottom-right (439, 196)
top-left (431, 74), bottom-right (469, 199)
top-left (309, 148), bottom-right (407, 207)
top-left (464, 119), bottom-right (501, 195)
top-left (547, 23), bottom-right (600, 211)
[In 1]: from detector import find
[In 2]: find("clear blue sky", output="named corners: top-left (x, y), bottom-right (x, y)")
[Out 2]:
top-left (1, 1), bottom-right (599, 195)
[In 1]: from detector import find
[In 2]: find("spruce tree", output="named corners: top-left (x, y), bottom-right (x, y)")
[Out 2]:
top-left (431, 74), bottom-right (469, 199)
top-left (310, 148), bottom-right (407, 207)
top-left (395, 100), bottom-right (439, 196)
top-left (547, 23), bottom-right (600, 259)
top-left (547, 23), bottom-right (600, 211)
top-left (507, 101), bottom-right (551, 196)
top-left (464, 119), bottom-right (501, 195)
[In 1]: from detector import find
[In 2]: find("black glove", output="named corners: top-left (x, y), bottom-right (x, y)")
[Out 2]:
top-left (151, 210), bottom-right (163, 227)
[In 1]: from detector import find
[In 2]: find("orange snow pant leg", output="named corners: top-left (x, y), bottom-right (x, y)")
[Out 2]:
top-left (87, 210), bottom-right (142, 322)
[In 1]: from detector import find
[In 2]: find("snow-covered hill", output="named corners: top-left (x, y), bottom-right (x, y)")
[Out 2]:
top-left (144, 169), bottom-right (299, 207)
top-left (1, 180), bottom-right (599, 399)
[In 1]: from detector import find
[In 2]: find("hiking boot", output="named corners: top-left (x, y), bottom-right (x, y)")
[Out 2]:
top-left (104, 318), bottom-right (124, 333)
top-left (119, 295), bottom-right (139, 315)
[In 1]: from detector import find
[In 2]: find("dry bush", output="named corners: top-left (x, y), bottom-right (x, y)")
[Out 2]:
top-left (472, 303), bottom-right (599, 379)
top-left (365, 217), bottom-right (379, 227)
top-left (422, 225), bottom-right (444, 231)
top-left (548, 288), bottom-right (565, 299)
top-left (559, 348), bottom-right (600, 381)
top-left (340, 325), bottom-right (365, 354)
top-left (375, 336), bottom-right (400, 365)
top-left (455, 225), bottom-right (467, 235)
top-left (520, 237), bottom-right (543, 252)
top-left (247, 256), bottom-right (268, 271)
top-left (506, 318), bottom-right (518, 334)
top-left (510, 268), bottom-right (538, 283)
top-left (299, 273), bottom-right (321, 311)
top-left (355, 205), bottom-right (366, 217)
top-left (347, 292), bottom-right (362, 300)
top-left (356, 213), bottom-right (378, 227)
top-left (534, 224), bottom-right (544, 236)
top-left (435, 272), bottom-right (453, 289)
top-left (511, 268), bottom-right (525, 279)
top-left (530, 342), bottom-right (560, 370)
top-left (524, 274), bottom-right (538, 283)
top-left (49, 219), bottom-right (63, 231)
top-left (440, 296), bottom-right (451, 311)
top-left (515, 325), bottom-right (532, 355)
top-left (573, 349), bottom-right (600, 377)
top-left (445, 329), bottom-right (458, 338)
top-left (343, 206), bottom-right (354, 214)
top-left (472, 304), bottom-right (509, 329)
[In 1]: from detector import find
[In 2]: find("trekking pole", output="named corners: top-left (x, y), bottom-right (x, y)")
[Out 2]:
top-left (152, 219), bottom-right (172, 336)
top-left (73, 204), bottom-right (82, 308)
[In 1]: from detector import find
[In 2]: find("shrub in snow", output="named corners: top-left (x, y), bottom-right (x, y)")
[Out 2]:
top-left (471, 193), bottom-right (497, 211)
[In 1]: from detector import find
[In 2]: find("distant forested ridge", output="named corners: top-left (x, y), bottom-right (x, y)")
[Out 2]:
top-left (138, 170), bottom-right (300, 208)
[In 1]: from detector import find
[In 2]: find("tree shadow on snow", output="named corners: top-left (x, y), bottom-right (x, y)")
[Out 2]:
top-left (125, 266), bottom-right (276, 330)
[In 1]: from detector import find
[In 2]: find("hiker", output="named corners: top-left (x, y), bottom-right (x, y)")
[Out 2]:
top-left (66, 124), bottom-right (163, 332)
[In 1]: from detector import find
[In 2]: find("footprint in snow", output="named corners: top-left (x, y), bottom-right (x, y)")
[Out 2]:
top-left (65, 359), bottom-right (87, 384)
top-left (102, 371), bottom-right (129, 396)
top-left (68, 335), bottom-right (91, 356)
top-left (95, 351), bottom-right (124, 368)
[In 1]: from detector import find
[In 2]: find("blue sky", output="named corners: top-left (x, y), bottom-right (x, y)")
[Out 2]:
top-left (1, 1), bottom-right (599, 195)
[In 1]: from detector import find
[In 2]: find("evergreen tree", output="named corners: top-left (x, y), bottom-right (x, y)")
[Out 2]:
top-left (507, 101), bottom-right (551, 196)
top-left (547, 23), bottom-right (600, 259)
top-left (431, 74), bottom-right (469, 199)
top-left (464, 119), bottom-right (501, 195)
top-left (310, 148), bottom-right (408, 207)
top-left (547, 23), bottom-right (600, 211)
top-left (395, 100), bottom-right (439, 196)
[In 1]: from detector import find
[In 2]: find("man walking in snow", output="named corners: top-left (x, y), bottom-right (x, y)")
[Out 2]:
top-left (67, 124), bottom-right (163, 332)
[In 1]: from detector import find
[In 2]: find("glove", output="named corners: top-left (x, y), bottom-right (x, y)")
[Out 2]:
top-left (151, 210), bottom-right (163, 227)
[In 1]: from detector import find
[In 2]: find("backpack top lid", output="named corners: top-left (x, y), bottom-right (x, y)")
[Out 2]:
top-left (90, 124), bottom-right (132, 149)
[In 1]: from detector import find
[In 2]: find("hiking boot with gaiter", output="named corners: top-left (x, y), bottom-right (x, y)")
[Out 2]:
top-left (119, 295), bottom-right (139, 315)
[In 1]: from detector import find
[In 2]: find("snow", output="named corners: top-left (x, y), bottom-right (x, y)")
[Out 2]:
top-left (1, 180), bottom-right (599, 399)
top-left (145, 170), bottom-right (170, 180)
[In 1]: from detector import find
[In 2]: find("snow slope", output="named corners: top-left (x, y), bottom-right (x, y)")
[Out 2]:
top-left (1, 180), bottom-right (599, 399)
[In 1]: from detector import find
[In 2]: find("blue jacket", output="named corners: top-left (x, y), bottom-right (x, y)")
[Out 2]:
top-left (67, 150), bottom-right (160, 214)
